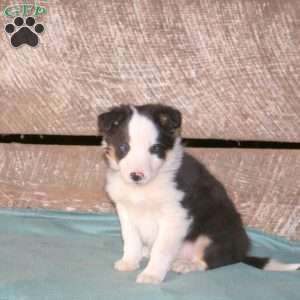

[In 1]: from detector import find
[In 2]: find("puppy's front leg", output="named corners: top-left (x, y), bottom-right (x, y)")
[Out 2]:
top-left (114, 204), bottom-right (143, 272)
top-left (136, 217), bottom-right (188, 284)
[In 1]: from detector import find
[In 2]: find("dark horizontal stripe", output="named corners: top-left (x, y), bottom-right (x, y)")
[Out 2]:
top-left (0, 134), bottom-right (102, 146)
top-left (0, 134), bottom-right (299, 149)
top-left (182, 138), bottom-right (300, 149)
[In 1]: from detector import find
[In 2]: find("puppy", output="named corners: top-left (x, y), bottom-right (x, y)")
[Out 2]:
top-left (98, 104), bottom-right (300, 284)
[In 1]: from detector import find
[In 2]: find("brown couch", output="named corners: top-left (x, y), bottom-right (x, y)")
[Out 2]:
top-left (0, 0), bottom-right (299, 239)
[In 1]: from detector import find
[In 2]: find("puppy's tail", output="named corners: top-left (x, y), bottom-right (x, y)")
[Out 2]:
top-left (243, 256), bottom-right (300, 271)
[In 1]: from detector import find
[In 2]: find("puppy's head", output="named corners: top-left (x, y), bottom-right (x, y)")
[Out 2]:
top-left (98, 104), bottom-right (182, 185)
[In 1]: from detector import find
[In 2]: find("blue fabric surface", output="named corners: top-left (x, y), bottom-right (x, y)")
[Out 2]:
top-left (0, 209), bottom-right (299, 300)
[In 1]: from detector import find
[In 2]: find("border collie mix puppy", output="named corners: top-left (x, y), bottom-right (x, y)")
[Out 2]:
top-left (98, 104), bottom-right (300, 284)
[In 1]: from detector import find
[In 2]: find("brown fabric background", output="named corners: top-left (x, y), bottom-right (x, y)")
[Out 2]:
top-left (0, 144), bottom-right (299, 240)
top-left (0, 1), bottom-right (299, 239)
top-left (0, 0), bottom-right (299, 140)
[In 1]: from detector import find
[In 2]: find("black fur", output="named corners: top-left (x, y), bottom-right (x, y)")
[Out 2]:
top-left (176, 153), bottom-right (251, 269)
top-left (242, 256), bottom-right (270, 269)
top-left (137, 104), bottom-right (181, 132)
top-left (138, 104), bottom-right (181, 159)
top-left (98, 105), bottom-right (132, 161)
top-left (98, 105), bottom-right (132, 136)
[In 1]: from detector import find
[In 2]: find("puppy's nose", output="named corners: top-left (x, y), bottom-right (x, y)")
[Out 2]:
top-left (130, 172), bottom-right (144, 182)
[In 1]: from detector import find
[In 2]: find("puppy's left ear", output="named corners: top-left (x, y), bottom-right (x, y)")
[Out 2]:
top-left (157, 106), bottom-right (182, 132)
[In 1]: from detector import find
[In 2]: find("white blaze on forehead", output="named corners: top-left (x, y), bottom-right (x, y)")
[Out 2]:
top-left (128, 108), bottom-right (159, 149)
top-left (118, 107), bottom-right (167, 184)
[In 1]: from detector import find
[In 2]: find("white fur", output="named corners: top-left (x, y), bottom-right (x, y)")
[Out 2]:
top-left (264, 260), bottom-right (300, 271)
top-left (119, 108), bottom-right (167, 185)
top-left (172, 259), bottom-right (207, 273)
top-left (105, 109), bottom-right (193, 284)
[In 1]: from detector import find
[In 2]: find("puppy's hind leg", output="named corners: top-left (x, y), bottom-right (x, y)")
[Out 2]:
top-left (172, 259), bottom-right (207, 273)
top-left (171, 236), bottom-right (211, 274)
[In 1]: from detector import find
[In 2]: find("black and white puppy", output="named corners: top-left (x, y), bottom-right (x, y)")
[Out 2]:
top-left (98, 104), bottom-right (300, 284)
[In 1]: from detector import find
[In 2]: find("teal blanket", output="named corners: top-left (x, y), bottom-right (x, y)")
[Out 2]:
top-left (0, 209), bottom-right (299, 300)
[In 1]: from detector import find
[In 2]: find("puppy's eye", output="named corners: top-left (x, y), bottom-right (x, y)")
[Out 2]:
top-left (119, 143), bottom-right (130, 155)
top-left (150, 144), bottom-right (164, 154)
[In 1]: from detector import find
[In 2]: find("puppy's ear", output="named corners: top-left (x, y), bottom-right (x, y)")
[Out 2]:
top-left (98, 106), bottom-right (128, 135)
top-left (157, 106), bottom-right (182, 132)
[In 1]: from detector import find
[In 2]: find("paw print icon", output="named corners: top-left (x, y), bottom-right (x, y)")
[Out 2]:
top-left (5, 16), bottom-right (44, 48)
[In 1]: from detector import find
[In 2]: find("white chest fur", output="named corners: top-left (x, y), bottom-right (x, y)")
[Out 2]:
top-left (106, 169), bottom-right (188, 247)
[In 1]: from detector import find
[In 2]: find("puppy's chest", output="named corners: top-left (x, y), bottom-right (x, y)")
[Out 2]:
top-left (106, 172), bottom-right (185, 245)
top-left (125, 204), bottom-right (160, 246)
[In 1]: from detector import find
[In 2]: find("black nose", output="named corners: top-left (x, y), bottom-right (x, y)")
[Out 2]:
top-left (130, 172), bottom-right (143, 182)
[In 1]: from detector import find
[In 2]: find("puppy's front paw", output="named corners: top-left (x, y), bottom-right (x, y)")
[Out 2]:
top-left (136, 271), bottom-right (163, 284)
top-left (114, 259), bottom-right (140, 272)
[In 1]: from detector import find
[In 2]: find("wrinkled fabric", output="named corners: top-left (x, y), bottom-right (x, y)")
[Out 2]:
top-left (0, 209), bottom-right (299, 300)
